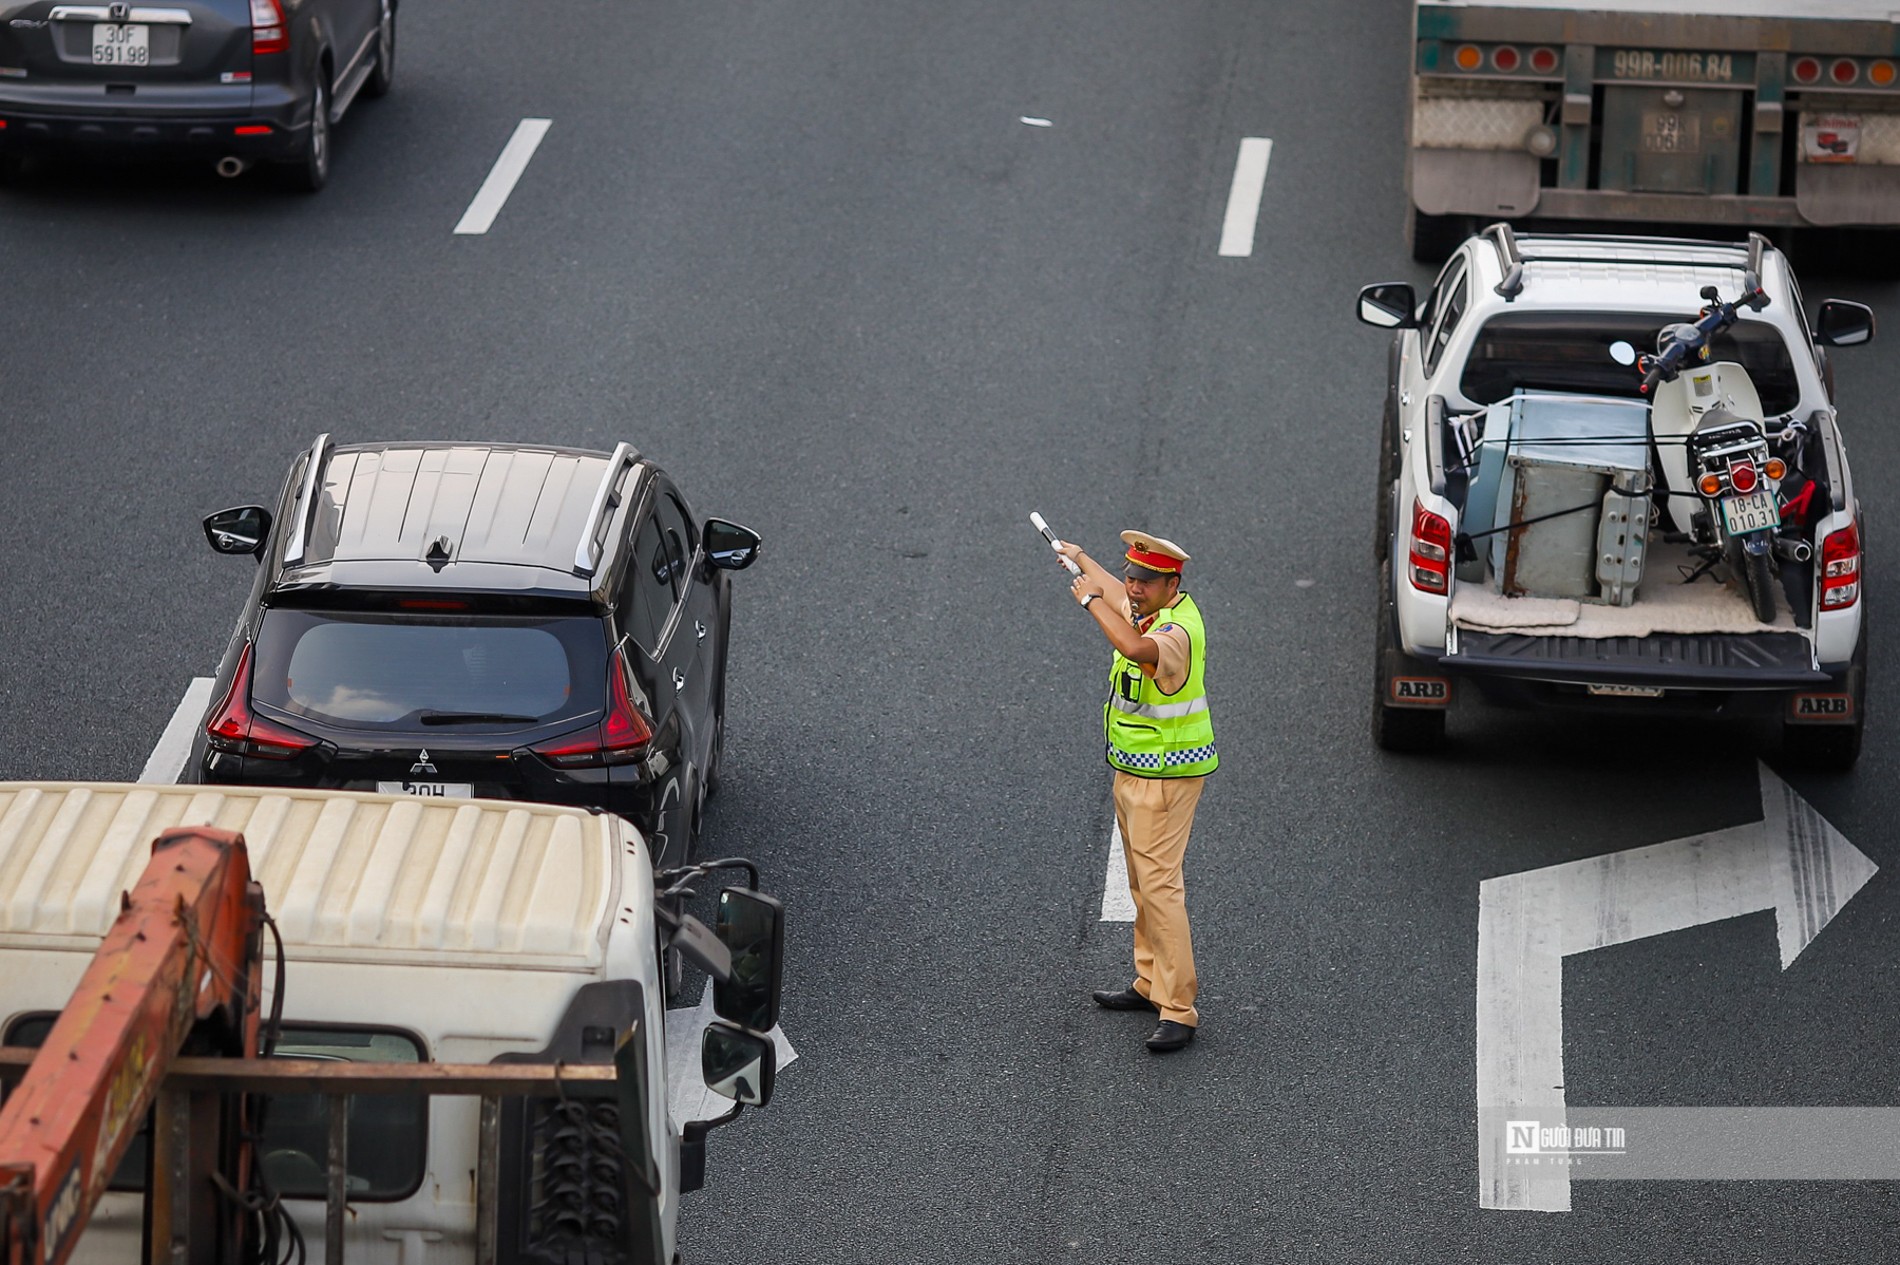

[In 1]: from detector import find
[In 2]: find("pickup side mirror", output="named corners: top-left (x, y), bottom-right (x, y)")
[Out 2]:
top-left (701, 1019), bottom-right (775, 1106)
top-left (1816, 299), bottom-right (1876, 347)
top-left (703, 518), bottom-right (762, 571)
top-left (712, 887), bottom-right (784, 1033)
top-left (1357, 282), bottom-right (1419, 330)
top-left (203, 505), bottom-right (272, 558)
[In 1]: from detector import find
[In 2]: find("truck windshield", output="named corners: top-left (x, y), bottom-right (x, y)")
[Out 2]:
top-left (1460, 312), bottom-right (1802, 415)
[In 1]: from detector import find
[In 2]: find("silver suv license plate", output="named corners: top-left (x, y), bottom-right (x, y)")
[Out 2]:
top-left (91, 23), bottom-right (149, 66)
top-left (377, 781), bottom-right (474, 798)
top-left (1588, 684), bottom-right (1665, 698)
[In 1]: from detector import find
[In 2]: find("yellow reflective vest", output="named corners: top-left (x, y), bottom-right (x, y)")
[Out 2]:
top-left (1103, 593), bottom-right (1217, 777)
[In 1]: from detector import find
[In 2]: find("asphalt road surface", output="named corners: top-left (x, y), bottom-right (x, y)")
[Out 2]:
top-left (5, 1), bottom-right (1900, 1261)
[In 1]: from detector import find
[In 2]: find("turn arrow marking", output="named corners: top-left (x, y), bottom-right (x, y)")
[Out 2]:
top-left (1475, 762), bottom-right (1878, 1212)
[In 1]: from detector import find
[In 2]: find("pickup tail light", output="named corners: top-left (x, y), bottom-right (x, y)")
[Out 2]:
top-left (250, 0), bottom-right (287, 54)
top-left (1821, 521), bottom-right (1860, 611)
top-left (1409, 501), bottom-right (1453, 594)
top-left (530, 651), bottom-right (654, 767)
top-left (205, 644), bottom-right (318, 760)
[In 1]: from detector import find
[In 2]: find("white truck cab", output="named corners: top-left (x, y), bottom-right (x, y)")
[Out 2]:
top-left (1359, 228), bottom-right (1875, 766)
top-left (0, 782), bottom-right (781, 1265)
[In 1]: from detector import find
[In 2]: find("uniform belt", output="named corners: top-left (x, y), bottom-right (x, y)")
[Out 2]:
top-left (1108, 695), bottom-right (1209, 720)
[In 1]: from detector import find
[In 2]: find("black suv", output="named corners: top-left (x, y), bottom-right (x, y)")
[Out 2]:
top-left (0, 0), bottom-right (395, 189)
top-left (192, 435), bottom-right (761, 866)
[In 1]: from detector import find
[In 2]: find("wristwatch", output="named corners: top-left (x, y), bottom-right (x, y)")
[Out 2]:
top-left (1080, 593), bottom-right (1099, 608)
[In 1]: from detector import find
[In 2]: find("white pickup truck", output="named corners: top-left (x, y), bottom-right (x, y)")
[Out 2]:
top-left (1359, 228), bottom-right (1875, 767)
top-left (0, 782), bottom-right (785, 1265)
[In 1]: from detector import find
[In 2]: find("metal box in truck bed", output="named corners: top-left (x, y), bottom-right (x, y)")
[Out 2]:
top-left (1469, 394), bottom-right (1651, 603)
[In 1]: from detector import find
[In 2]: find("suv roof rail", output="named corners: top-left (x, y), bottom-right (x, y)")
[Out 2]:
top-left (281, 432), bottom-right (334, 567)
top-left (573, 442), bottom-right (639, 576)
top-left (1484, 221), bottom-right (1525, 300)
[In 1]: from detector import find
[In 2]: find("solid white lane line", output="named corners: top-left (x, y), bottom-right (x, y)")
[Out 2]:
top-left (1100, 819), bottom-right (1134, 922)
top-left (138, 677), bottom-right (216, 784)
top-left (453, 118), bottom-right (552, 236)
top-left (1217, 136), bottom-right (1273, 257)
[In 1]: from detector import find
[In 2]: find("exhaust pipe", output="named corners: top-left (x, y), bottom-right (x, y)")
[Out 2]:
top-left (215, 156), bottom-right (249, 178)
top-left (1774, 536), bottom-right (1813, 564)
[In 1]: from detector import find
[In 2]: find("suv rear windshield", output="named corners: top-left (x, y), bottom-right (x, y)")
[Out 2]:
top-left (1460, 312), bottom-right (1802, 415)
top-left (253, 610), bottom-right (605, 730)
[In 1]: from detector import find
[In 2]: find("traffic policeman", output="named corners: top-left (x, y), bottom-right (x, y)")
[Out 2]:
top-left (1056, 531), bottom-right (1216, 1053)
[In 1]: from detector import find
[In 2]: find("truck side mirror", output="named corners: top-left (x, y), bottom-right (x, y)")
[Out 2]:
top-left (1357, 282), bottom-right (1419, 330)
top-left (203, 505), bottom-right (272, 559)
top-left (712, 888), bottom-right (784, 1033)
top-left (1816, 299), bottom-right (1875, 347)
top-left (701, 1019), bottom-right (775, 1106)
top-left (703, 519), bottom-right (762, 571)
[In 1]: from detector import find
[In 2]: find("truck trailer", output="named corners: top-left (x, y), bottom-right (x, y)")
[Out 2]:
top-left (1407, 0), bottom-right (1900, 259)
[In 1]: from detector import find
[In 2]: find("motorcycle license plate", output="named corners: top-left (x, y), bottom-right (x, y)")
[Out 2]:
top-left (1721, 490), bottom-right (1780, 536)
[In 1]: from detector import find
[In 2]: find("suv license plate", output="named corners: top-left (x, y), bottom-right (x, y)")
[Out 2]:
top-left (377, 781), bottom-right (473, 798)
top-left (1588, 684), bottom-right (1665, 698)
top-left (1721, 490), bottom-right (1780, 536)
top-left (91, 23), bottom-right (149, 66)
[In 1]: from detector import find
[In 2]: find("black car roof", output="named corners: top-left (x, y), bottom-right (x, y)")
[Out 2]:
top-left (268, 439), bottom-right (646, 601)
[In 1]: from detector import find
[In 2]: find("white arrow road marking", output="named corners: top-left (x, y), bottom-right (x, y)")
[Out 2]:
top-left (454, 118), bottom-right (552, 235)
top-left (664, 982), bottom-right (797, 1129)
top-left (1476, 762), bottom-right (1878, 1211)
top-left (1217, 137), bottom-right (1273, 258)
top-left (1100, 819), bottom-right (1134, 922)
top-left (139, 677), bottom-right (216, 784)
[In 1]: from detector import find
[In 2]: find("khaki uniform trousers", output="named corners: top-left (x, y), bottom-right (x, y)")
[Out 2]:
top-left (1112, 769), bottom-right (1204, 1027)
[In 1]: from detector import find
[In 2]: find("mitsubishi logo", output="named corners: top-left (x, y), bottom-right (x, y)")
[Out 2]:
top-left (409, 749), bottom-right (438, 776)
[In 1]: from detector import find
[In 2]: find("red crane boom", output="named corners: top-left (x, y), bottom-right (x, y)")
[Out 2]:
top-left (0, 826), bottom-right (266, 1265)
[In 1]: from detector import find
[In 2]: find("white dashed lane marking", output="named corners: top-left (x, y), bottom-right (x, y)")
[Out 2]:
top-left (1217, 136), bottom-right (1273, 258)
top-left (1100, 818), bottom-right (1133, 922)
top-left (454, 118), bottom-right (552, 235)
top-left (138, 677), bottom-right (216, 784)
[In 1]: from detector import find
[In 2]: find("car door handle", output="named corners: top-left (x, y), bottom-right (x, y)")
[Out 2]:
top-left (672, 667), bottom-right (687, 692)
top-left (694, 620), bottom-right (708, 642)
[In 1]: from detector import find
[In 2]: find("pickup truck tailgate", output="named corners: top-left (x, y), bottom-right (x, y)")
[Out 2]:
top-left (1449, 630), bottom-right (1825, 687)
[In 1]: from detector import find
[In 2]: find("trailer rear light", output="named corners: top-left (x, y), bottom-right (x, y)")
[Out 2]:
top-left (1454, 44), bottom-right (1483, 71)
top-left (1529, 47), bottom-right (1558, 74)
top-left (1491, 45), bottom-right (1520, 73)
top-left (1872, 61), bottom-right (1897, 88)
top-left (250, 0), bottom-right (287, 54)
top-left (205, 644), bottom-right (319, 760)
top-left (1408, 501), bottom-right (1452, 594)
top-left (1832, 58), bottom-right (1859, 86)
top-left (1821, 521), bottom-right (1860, 610)
top-left (1793, 57), bottom-right (1821, 84)
top-left (1728, 461), bottom-right (1758, 494)
top-left (528, 650), bottom-right (653, 767)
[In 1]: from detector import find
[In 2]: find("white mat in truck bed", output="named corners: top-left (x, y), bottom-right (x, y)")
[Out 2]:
top-left (1449, 543), bottom-right (1799, 638)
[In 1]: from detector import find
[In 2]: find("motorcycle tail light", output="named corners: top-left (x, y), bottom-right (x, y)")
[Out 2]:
top-left (1765, 458), bottom-right (1787, 481)
top-left (1698, 472), bottom-right (1724, 497)
top-left (1408, 501), bottom-right (1452, 594)
top-left (1822, 521), bottom-right (1860, 610)
top-left (1728, 461), bottom-right (1758, 494)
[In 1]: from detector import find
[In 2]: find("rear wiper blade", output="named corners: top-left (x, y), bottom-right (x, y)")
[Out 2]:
top-left (416, 711), bottom-right (540, 726)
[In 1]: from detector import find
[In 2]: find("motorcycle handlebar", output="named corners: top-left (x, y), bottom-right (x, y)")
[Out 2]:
top-left (1635, 282), bottom-right (1770, 395)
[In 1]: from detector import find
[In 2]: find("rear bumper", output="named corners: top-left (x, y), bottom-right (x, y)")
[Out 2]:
top-left (1446, 629), bottom-right (1827, 690)
top-left (0, 101), bottom-right (304, 158)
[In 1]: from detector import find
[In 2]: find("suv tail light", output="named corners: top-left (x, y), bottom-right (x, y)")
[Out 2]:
top-left (250, 0), bottom-right (287, 54)
top-left (1409, 501), bottom-right (1453, 594)
top-left (205, 644), bottom-right (318, 760)
top-left (530, 650), bottom-right (654, 768)
top-left (1821, 521), bottom-right (1860, 611)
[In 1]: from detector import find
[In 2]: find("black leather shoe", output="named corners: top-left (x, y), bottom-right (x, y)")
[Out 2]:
top-left (1145, 1020), bottom-right (1196, 1053)
top-left (1091, 986), bottom-right (1159, 1012)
